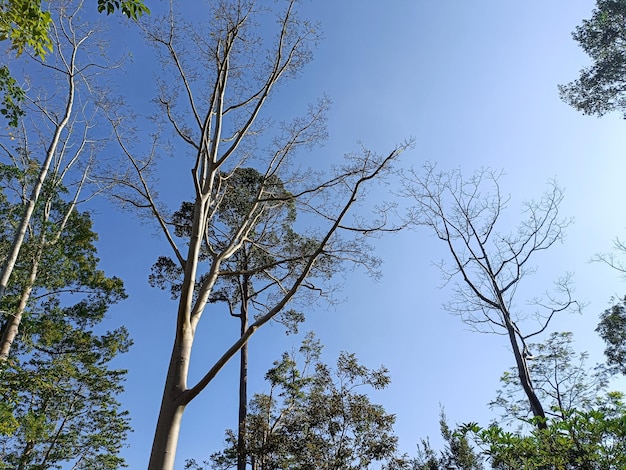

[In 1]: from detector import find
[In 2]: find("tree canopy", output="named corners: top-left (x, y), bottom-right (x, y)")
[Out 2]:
top-left (200, 334), bottom-right (399, 470)
top-left (560, 0), bottom-right (626, 116)
top-left (0, 167), bottom-right (131, 468)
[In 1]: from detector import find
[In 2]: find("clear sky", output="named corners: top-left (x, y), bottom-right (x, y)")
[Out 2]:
top-left (79, 0), bottom-right (626, 467)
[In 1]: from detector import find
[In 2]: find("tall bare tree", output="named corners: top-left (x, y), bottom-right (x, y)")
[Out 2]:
top-left (104, 1), bottom-right (410, 468)
top-left (0, 0), bottom-right (120, 361)
top-left (402, 164), bottom-right (578, 428)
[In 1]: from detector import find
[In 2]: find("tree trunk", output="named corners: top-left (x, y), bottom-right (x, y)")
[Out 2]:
top-left (237, 335), bottom-right (248, 470)
top-left (503, 314), bottom-right (546, 427)
top-left (237, 272), bottom-right (250, 470)
top-left (237, 303), bottom-right (249, 470)
top-left (148, 328), bottom-right (193, 470)
top-left (0, 46), bottom-right (76, 360)
top-left (0, 238), bottom-right (42, 360)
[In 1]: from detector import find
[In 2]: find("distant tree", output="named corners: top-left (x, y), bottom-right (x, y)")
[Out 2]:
top-left (103, 0), bottom-right (409, 467)
top-left (559, 0), bottom-right (626, 117)
top-left (409, 398), bottom-right (626, 470)
top-left (0, 174), bottom-right (131, 468)
top-left (597, 297), bottom-right (626, 375)
top-left (386, 411), bottom-right (484, 470)
top-left (490, 332), bottom-right (609, 424)
top-left (194, 334), bottom-right (398, 470)
top-left (402, 165), bottom-right (578, 428)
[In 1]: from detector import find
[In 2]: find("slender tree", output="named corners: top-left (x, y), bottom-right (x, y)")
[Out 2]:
top-left (200, 334), bottom-right (399, 470)
top-left (0, 0), bottom-right (129, 361)
top-left (402, 164), bottom-right (578, 428)
top-left (105, 1), bottom-right (409, 467)
top-left (386, 411), bottom-right (484, 470)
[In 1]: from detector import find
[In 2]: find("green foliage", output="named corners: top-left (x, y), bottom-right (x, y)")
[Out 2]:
top-left (0, 0), bottom-right (47, 127)
top-left (150, 167), bottom-right (296, 298)
top-left (393, 411), bottom-right (484, 470)
top-left (406, 329), bottom-right (626, 469)
top-left (406, 397), bottom-right (626, 470)
top-left (97, 0), bottom-right (150, 20)
top-left (597, 297), bottom-right (626, 375)
top-left (0, 0), bottom-right (149, 58)
top-left (202, 334), bottom-right (399, 470)
top-left (0, 65), bottom-right (24, 127)
top-left (471, 395), bottom-right (626, 469)
top-left (559, 0), bottom-right (626, 116)
top-left (0, 0), bottom-right (52, 57)
top-left (0, 313), bottom-right (132, 469)
top-left (0, 162), bottom-right (131, 468)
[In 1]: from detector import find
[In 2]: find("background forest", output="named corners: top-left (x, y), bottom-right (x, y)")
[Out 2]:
top-left (2, 0), bottom-right (626, 469)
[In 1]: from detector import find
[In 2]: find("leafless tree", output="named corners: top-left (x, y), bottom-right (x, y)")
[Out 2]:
top-left (0, 0), bottom-right (119, 361)
top-left (402, 163), bottom-right (578, 428)
top-left (592, 238), bottom-right (626, 277)
top-left (103, 1), bottom-right (410, 468)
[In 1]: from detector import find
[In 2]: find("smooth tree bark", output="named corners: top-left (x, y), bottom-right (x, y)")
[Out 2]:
top-left (0, 0), bottom-right (118, 361)
top-left (105, 1), bottom-right (410, 468)
top-left (148, 168), bottom-right (325, 469)
top-left (402, 164), bottom-right (578, 428)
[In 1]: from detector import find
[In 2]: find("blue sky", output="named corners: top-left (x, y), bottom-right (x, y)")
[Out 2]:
top-left (71, 0), bottom-right (626, 467)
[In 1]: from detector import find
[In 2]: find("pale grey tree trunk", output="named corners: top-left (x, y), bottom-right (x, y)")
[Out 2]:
top-left (148, 329), bottom-right (193, 470)
top-left (0, 238), bottom-right (41, 358)
top-left (0, 23), bottom-right (78, 361)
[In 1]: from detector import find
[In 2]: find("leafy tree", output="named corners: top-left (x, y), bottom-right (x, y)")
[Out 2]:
top-left (408, 330), bottom-right (626, 469)
top-left (103, 1), bottom-right (409, 467)
top-left (401, 165), bottom-right (577, 428)
top-left (0, 0), bottom-right (126, 360)
top-left (196, 334), bottom-right (398, 470)
top-left (466, 393), bottom-right (626, 469)
top-left (386, 411), bottom-right (484, 470)
top-left (0, 0), bottom-right (53, 58)
top-left (597, 297), bottom-right (626, 375)
top-left (559, 0), bottom-right (626, 117)
top-left (411, 398), bottom-right (626, 470)
top-left (0, 168), bottom-right (131, 468)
